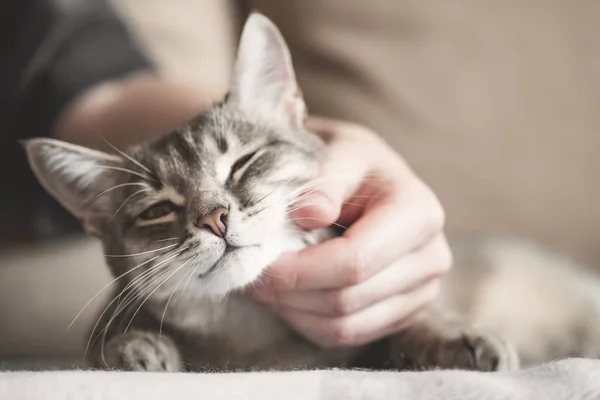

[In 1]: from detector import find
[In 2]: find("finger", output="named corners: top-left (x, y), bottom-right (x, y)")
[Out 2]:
top-left (294, 117), bottom-right (413, 229)
top-left (272, 279), bottom-right (441, 348)
top-left (342, 180), bottom-right (445, 275)
top-left (289, 134), bottom-right (368, 230)
top-left (264, 182), bottom-right (444, 291)
top-left (259, 233), bottom-right (451, 316)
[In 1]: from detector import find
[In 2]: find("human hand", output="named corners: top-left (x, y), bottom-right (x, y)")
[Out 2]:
top-left (251, 117), bottom-right (452, 348)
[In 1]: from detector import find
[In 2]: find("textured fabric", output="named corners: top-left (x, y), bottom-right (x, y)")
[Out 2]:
top-left (1, 359), bottom-right (599, 400)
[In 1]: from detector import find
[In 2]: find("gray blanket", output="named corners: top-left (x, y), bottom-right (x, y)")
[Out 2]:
top-left (1, 359), bottom-right (598, 400)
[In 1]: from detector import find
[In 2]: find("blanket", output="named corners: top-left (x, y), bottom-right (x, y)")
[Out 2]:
top-left (0, 358), bottom-right (598, 400)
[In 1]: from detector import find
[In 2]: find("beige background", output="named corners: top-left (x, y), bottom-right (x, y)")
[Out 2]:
top-left (1, 0), bottom-right (599, 365)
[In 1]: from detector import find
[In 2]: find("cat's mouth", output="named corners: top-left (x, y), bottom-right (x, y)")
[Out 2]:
top-left (198, 244), bottom-right (259, 278)
top-left (225, 244), bottom-right (244, 253)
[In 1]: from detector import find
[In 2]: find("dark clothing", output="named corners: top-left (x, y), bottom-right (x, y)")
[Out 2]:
top-left (0, 0), bottom-right (152, 241)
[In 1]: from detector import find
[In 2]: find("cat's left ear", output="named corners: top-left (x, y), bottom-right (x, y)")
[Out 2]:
top-left (23, 138), bottom-right (126, 235)
top-left (228, 13), bottom-right (306, 128)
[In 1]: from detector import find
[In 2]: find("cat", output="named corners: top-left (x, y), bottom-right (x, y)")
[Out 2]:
top-left (22, 13), bottom-right (600, 372)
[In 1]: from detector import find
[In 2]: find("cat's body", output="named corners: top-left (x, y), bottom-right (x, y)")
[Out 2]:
top-left (23, 13), bottom-right (600, 373)
top-left (87, 233), bottom-right (600, 372)
top-left (442, 236), bottom-right (600, 367)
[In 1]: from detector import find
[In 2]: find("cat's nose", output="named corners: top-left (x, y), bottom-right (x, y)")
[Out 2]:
top-left (197, 207), bottom-right (228, 237)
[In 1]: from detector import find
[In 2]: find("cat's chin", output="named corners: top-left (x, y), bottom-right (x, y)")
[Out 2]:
top-left (187, 244), bottom-right (281, 299)
top-left (150, 231), bottom-right (309, 302)
top-left (186, 232), bottom-right (308, 300)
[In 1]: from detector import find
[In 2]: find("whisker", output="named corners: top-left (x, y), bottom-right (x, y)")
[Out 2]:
top-left (282, 229), bottom-right (311, 237)
top-left (286, 203), bottom-right (319, 213)
top-left (84, 182), bottom-right (148, 208)
top-left (248, 177), bottom-right (385, 220)
top-left (97, 133), bottom-right (158, 180)
top-left (87, 165), bottom-right (156, 182)
top-left (182, 255), bottom-right (202, 300)
top-left (99, 265), bottom-right (178, 367)
top-left (86, 247), bottom-right (187, 354)
top-left (245, 178), bottom-right (296, 209)
top-left (288, 217), bottom-right (349, 230)
top-left (155, 237), bottom-right (180, 243)
top-left (285, 200), bottom-right (363, 214)
top-left (110, 271), bottom-right (165, 329)
top-left (249, 187), bottom-right (279, 208)
top-left (67, 251), bottom-right (168, 331)
top-left (109, 246), bottom-right (188, 307)
top-left (119, 248), bottom-right (188, 294)
top-left (96, 264), bottom-right (177, 361)
top-left (346, 194), bottom-right (383, 199)
top-left (124, 259), bottom-right (192, 333)
top-left (159, 265), bottom-right (195, 336)
top-left (248, 206), bottom-right (268, 217)
top-left (103, 243), bottom-right (178, 258)
top-left (112, 188), bottom-right (151, 217)
top-left (248, 179), bottom-right (328, 210)
top-left (281, 174), bottom-right (390, 201)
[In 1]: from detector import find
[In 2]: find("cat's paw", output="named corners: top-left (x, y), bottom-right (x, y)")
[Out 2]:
top-left (101, 331), bottom-right (181, 372)
top-left (437, 329), bottom-right (519, 371)
top-left (390, 324), bottom-right (519, 372)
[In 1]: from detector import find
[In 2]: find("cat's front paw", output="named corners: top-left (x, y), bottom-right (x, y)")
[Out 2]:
top-left (435, 329), bottom-right (519, 371)
top-left (101, 330), bottom-right (181, 372)
top-left (390, 323), bottom-right (519, 372)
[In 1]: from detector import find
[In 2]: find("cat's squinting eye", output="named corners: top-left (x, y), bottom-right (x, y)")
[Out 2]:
top-left (229, 151), bottom-right (257, 179)
top-left (138, 201), bottom-right (178, 221)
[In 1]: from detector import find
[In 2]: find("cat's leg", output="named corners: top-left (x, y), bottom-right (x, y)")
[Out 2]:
top-left (388, 309), bottom-right (519, 371)
top-left (98, 330), bottom-right (182, 372)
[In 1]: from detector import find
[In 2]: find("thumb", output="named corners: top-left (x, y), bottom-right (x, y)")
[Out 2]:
top-left (290, 154), bottom-right (365, 230)
top-left (290, 191), bottom-right (340, 229)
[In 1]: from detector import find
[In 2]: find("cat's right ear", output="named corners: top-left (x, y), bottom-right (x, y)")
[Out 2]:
top-left (228, 13), bottom-right (306, 128)
top-left (23, 138), bottom-right (124, 224)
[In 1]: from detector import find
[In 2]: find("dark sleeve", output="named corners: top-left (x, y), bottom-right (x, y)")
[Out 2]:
top-left (1, 0), bottom-right (153, 141)
top-left (0, 0), bottom-right (154, 241)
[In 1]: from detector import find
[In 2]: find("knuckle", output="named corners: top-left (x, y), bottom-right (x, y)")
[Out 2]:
top-left (419, 185), bottom-right (446, 235)
top-left (427, 203), bottom-right (446, 234)
top-left (328, 289), bottom-right (356, 315)
top-left (326, 319), bottom-right (357, 347)
top-left (430, 237), bottom-right (453, 275)
top-left (344, 121), bottom-right (376, 139)
top-left (422, 280), bottom-right (442, 305)
top-left (277, 268), bottom-right (299, 291)
top-left (345, 248), bottom-right (370, 286)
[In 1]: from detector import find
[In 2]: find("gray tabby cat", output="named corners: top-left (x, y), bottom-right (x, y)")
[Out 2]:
top-left (23, 14), bottom-right (600, 372)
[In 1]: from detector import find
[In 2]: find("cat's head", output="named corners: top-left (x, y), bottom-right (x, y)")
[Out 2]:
top-left (23, 14), bottom-right (324, 299)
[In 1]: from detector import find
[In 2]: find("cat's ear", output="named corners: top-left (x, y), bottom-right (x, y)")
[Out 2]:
top-left (23, 138), bottom-right (124, 224)
top-left (228, 13), bottom-right (306, 128)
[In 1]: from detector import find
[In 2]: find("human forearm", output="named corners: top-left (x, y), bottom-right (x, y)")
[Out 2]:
top-left (53, 73), bottom-right (219, 152)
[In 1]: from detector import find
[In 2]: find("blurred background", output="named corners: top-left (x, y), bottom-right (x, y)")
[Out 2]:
top-left (1, 0), bottom-right (599, 369)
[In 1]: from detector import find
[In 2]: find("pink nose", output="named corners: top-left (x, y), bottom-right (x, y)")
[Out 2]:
top-left (197, 207), bottom-right (228, 237)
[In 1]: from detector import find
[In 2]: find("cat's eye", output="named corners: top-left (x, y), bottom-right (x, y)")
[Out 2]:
top-left (138, 201), bottom-right (177, 221)
top-left (229, 151), bottom-right (257, 179)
